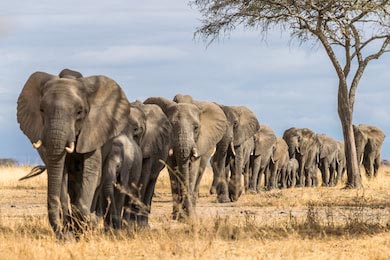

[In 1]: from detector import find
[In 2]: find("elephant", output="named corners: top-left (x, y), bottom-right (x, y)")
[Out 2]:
top-left (267, 138), bottom-right (289, 190)
top-left (17, 71), bottom-right (130, 239)
top-left (99, 130), bottom-right (142, 229)
top-left (334, 141), bottom-right (346, 185)
top-left (283, 127), bottom-right (319, 187)
top-left (248, 125), bottom-right (277, 193)
top-left (285, 158), bottom-right (299, 188)
top-left (144, 96), bottom-right (227, 220)
top-left (209, 104), bottom-right (260, 202)
top-left (316, 134), bottom-right (338, 187)
top-left (353, 124), bottom-right (385, 178)
top-left (125, 101), bottom-right (172, 227)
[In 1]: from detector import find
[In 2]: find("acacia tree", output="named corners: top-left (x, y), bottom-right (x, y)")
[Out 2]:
top-left (192, 0), bottom-right (390, 188)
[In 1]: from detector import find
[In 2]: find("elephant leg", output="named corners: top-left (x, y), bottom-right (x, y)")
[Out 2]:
top-left (364, 153), bottom-right (375, 178)
top-left (60, 166), bottom-right (71, 231)
top-left (249, 155), bottom-right (261, 193)
top-left (77, 149), bottom-right (102, 216)
top-left (243, 160), bottom-right (251, 192)
top-left (256, 166), bottom-right (265, 192)
top-left (374, 155), bottom-right (381, 177)
top-left (268, 163), bottom-right (278, 190)
top-left (194, 156), bottom-right (208, 205)
top-left (320, 161), bottom-right (329, 187)
top-left (329, 161), bottom-right (336, 186)
top-left (102, 164), bottom-right (119, 229)
top-left (298, 159), bottom-right (305, 187)
top-left (216, 157), bottom-right (230, 203)
top-left (264, 166), bottom-right (270, 190)
top-left (167, 157), bottom-right (181, 220)
top-left (280, 168), bottom-right (287, 189)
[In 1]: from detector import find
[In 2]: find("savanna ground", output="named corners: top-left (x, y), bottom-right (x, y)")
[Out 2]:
top-left (0, 165), bottom-right (389, 259)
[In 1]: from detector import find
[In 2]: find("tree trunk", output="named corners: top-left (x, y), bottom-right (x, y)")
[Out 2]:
top-left (337, 82), bottom-right (362, 188)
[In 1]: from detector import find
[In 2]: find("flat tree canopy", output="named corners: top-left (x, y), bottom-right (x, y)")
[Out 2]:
top-left (193, 0), bottom-right (390, 188)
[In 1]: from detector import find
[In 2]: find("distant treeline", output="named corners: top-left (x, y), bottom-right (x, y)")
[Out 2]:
top-left (0, 158), bottom-right (18, 166)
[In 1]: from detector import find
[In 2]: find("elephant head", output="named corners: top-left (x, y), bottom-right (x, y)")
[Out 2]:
top-left (17, 71), bottom-right (130, 235)
top-left (145, 96), bottom-right (226, 217)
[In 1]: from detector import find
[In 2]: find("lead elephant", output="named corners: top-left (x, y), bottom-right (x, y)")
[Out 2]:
top-left (17, 71), bottom-right (130, 239)
top-left (144, 96), bottom-right (226, 220)
top-left (209, 104), bottom-right (259, 202)
top-left (353, 124), bottom-right (385, 178)
top-left (316, 134), bottom-right (338, 187)
top-left (283, 128), bottom-right (319, 187)
top-left (125, 101), bottom-right (172, 227)
top-left (248, 125), bottom-right (277, 193)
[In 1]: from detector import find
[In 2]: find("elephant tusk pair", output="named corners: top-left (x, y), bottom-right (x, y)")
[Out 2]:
top-left (65, 142), bottom-right (75, 153)
top-left (230, 142), bottom-right (236, 156)
top-left (32, 140), bottom-right (42, 149)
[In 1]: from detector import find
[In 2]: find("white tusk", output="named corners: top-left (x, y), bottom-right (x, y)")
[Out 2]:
top-left (192, 147), bottom-right (199, 158)
top-left (65, 142), bottom-right (75, 153)
top-left (230, 142), bottom-right (236, 156)
top-left (210, 147), bottom-right (216, 157)
top-left (168, 148), bottom-right (174, 157)
top-left (32, 140), bottom-right (42, 149)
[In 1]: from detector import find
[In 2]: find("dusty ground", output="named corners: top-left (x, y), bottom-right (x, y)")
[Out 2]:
top-left (0, 165), bottom-right (389, 259)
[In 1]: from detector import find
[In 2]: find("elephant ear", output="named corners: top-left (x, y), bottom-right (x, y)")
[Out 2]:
top-left (196, 101), bottom-right (227, 155)
top-left (17, 72), bottom-right (56, 143)
top-left (144, 97), bottom-right (176, 115)
top-left (76, 76), bottom-right (130, 153)
top-left (173, 94), bottom-right (193, 103)
top-left (232, 106), bottom-right (260, 146)
top-left (254, 125), bottom-right (277, 156)
top-left (140, 104), bottom-right (172, 158)
top-left (129, 105), bottom-right (147, 145)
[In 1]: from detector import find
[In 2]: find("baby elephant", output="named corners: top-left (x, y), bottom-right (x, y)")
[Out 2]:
top-left (286, 158), bottom-right (299, 188)
top-left (100, 132), bottom-right (142, 229)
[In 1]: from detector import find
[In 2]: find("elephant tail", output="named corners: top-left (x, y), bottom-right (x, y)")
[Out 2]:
top-left (19, 165), bottom-right (46, 181)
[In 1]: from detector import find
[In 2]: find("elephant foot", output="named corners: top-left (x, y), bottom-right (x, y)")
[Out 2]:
top-left (210, 186), bottom-right (217, 195)
top-left (321, 183), bottom-right (328, 187)
top-left (217, 195), bottom-right (231, 203)
top-left (246, 188), bottom-right (257, 194)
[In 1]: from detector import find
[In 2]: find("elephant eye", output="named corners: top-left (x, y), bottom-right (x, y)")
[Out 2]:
top-left (194, 125), bottom-right (199, 133)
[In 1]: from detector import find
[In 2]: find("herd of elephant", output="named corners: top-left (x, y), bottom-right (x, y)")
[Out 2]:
top-left (16, 69), bottom-right (385, 239)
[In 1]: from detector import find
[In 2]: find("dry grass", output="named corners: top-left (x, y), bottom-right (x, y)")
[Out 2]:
top-left (0, 165), bottom-right (389, 259)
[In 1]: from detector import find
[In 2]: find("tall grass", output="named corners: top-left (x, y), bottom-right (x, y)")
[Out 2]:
top-left (0, 165), bottom-right (389, 259)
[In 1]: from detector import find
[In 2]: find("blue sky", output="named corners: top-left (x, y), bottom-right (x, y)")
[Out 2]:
top-left (0, 1), bottom-right (389, 164)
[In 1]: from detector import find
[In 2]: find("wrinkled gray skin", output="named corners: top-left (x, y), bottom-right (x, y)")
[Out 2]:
top-left (334, 141), bottom-right (346, 185)
top-left (283, 128), bottom-right (319, 187)
top-left (99, 131), bottom-right (142, 229)
top-left (145, 96), bottom-right (226, 220)
top-left (125, 102), bottom-right (172, 227)
top-left (17, 70), bottom-right (130, 239)
top-left (317, 134), bottom-right (338, 187)
top-left (239, 137), bottom-right (255, 193)
top-left (209, 104), bottom-right (260, 202)
top-left (353, 124), bottom-right (385, 178)
top-left (267, 138), bottom-right (289, 190)
top-left (248, 125), bottom-right (277, 193)
top-left (286, 158), bottom-right (299, 188)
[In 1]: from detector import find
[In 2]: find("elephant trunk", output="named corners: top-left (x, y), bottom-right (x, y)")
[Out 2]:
top-left (229, 145), bottom-right (243, 202)
top-left (45, 125), bottom-right (68, 237)
top-left (173, 131), bottom-right (196, 218)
